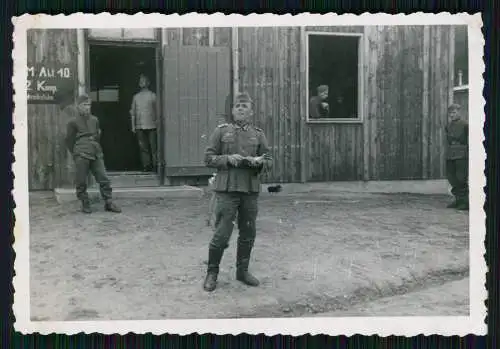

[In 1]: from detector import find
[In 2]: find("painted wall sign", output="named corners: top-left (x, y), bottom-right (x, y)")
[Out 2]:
top-left (27, 63), bottom-right (75, 104)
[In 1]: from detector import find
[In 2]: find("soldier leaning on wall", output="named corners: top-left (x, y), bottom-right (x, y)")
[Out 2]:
top-left (65, 94), bottom-right (122, 214)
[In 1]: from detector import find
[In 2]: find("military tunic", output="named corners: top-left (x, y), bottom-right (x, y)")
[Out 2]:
top-left (205, 123), bottom-right (272, 193)
top-left (65, 107), bottom-right (112, 202)
top-left (204, 122), bottom-right (272, 254)
top-left (309, 95), bottom-right (329, 119)
top-left (445, 119), bottom-right (469, 204)
top-left (65, 108), bottom-right (103, 160)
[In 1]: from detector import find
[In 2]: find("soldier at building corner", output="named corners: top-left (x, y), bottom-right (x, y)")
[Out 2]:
top-left (202, 92), bottom-right (273, 292)
top-left (65, 94), bottom-right (121, 214)
top-left (130, 73), bottom-right (158, 172)
top-left (445, 103), bottom-right (469, 211)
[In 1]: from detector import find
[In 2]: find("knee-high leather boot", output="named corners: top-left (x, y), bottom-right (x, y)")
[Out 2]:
top-left (236, 243), bottom-right (259, 287)
top-left (203, 247), bottom-right (225, 292)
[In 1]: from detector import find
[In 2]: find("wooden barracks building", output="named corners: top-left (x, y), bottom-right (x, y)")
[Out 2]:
top-left (26, 25), bottom-right (468, 191)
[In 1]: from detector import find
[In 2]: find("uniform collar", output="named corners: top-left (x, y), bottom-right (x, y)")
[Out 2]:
top-left (233, 121), bottom-right (250, 130)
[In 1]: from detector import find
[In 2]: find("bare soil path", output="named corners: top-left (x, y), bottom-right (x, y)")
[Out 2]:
top-left (317, 278), bottom-right (469, 317)
top-left (28, 190), bottom-right (469, 320)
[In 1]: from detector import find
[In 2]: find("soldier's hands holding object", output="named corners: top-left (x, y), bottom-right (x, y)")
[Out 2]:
top-left (247, 154), bottom-right (272, 167)
top-left (227, 154), bottom-right (271, 167)
top-left (248, 156), bottom-right (264, 166)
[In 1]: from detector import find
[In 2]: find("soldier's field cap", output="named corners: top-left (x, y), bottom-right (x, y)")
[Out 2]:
top-left (234, 92), bottom-right (253, 104)
top-left (448, 103), bottom-right (461, 111)
top-left (76, 94), bottom-right (91, 105)
top-left (317, 85), bottom-right (329, 93)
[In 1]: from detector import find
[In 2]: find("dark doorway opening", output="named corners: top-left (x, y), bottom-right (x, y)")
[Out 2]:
top-left (89, 44), bottom-right (157, 172)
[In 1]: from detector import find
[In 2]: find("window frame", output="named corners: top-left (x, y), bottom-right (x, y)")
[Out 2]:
top-left (453, 84), bottom-right (468, 92)
top-left (180, 27), bottom-right (215, 47)
top-left (86, 28), bottom-right (160, 43)
top-left (305, 31), bottom-right (364, 124)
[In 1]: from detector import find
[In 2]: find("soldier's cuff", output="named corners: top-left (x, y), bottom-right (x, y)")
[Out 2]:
top-left (216, 155), bottom-right (229, 169)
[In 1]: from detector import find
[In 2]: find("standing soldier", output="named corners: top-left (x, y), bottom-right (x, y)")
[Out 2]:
top-left (65, 94), bottom-right (121, 214)
top-left (445, 103), bottom-right (469, 211)
top-left (202, 92), bottom-right (273, 292)
top-left (130, 73), bottom-right (158, 172)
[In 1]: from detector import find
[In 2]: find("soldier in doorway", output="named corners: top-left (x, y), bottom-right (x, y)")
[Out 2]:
top-left (202, 92), bottom-right (273, 292)
top-left (445, 103), bottom-right (469, 211)
top-left (130, 73), bottom-right (158, 172)
top-left (65, 94), bottom-right (121, 214)
top-left (309, 85), bottom-right (330, 119)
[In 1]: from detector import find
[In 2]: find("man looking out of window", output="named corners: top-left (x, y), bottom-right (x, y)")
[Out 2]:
top-left (309, 85), bottom-right (330, 119)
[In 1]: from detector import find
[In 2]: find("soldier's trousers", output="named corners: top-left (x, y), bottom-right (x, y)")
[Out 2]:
top-left (208, 192), bottom-right (259, 271)
top-left (136, 129), bottom-right (157, 170)
top-left (74, 156), bottom-right (112, 202)
top-left (446, 159), bottom-right (469, 203)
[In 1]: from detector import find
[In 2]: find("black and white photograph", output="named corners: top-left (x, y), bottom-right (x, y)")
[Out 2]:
top-left (12, 13), bottom-right (486, 336)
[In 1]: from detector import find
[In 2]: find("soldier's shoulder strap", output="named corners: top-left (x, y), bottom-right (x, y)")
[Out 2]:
top-left (253, 125), bottom-right (264, 132)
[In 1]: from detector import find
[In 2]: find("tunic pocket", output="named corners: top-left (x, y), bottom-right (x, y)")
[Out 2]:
top-left (221, 133), bottom-right (235, 143)
top-left (221, 133), bottom-right (236, 153)
top-left (244, 136), bottom-right (259, 155)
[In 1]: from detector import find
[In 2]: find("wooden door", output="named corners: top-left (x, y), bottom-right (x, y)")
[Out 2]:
top-left (162, 45), bottom-right (230, 177)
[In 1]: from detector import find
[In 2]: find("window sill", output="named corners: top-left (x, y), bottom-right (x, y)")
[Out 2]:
top-left (453, 85), bottom-right (469, 91)
top-left (86, 37), bottom-right (159, 45)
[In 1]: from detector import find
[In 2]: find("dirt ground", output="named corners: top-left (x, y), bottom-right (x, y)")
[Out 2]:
top-left (318, 278), bottom-right (469, 317)
top-left (28, 189), bottom-right (469, 321)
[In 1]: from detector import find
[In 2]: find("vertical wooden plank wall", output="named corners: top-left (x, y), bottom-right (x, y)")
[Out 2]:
top-left (364, 25), bottom-right (453, 180)
top-left (239, 26), bottom-right (365, 183)
top-left (27, 26), bottom-right (455, 190)
top-left (303, 26), bottom-right (365, 182)
top-left (238, 27), bottom-right (303, 183)
top-left (163, 29), bottom-right (181, 169)
top-left (165, 26), bottom-right (454, 182)
top-left (367, 25), bottom-right (425, 180)
top-left (239, 25), bottom-right (454, 183)
top-left (364, 26), bottom-right (378, 181)
top-left (27, 29), bottom-right (78, 190)
top-left (426, 25), bottom-right (455, 179)
top-left (421, 26), bottom-right (430, 179)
